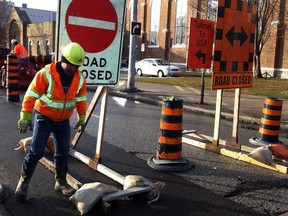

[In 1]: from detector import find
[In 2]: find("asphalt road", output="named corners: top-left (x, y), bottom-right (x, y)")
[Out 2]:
top-left (0, 88), bottom-right (287, 215)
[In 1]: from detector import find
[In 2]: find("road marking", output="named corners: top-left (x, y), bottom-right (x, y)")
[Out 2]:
top-left (187, 87), bottom-right (201, 94)
top-left (68, 16), bottom-right (116, 31)
top-left (112, 96), bottom-right (127, 107)
top-left (174, 86), bottom-right (185, 92)
top-left (92, 114), bottom-right (100, 118)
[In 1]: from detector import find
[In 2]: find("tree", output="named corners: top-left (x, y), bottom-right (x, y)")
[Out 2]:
top-left (0, 1), bottom-right (13, 47)
top-left (253, 0), bottom-right (282, 78)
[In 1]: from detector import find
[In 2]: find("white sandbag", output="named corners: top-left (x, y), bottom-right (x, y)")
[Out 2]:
top-left (123, 175), bottom-right (154, 189)
top-left (123, 175), bottom-right (165, 203)
top-left (17, 136), bottom-right (55, 154)
top-left (17, 136), bottom-right (33, 153)
top-left (247, 146), bottom-right (272, 164)
top-left (69, 182), bottom-right (119, 215)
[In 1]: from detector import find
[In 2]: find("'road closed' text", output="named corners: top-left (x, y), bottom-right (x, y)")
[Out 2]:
top-left (81, 56), bottom-right (114, 81)
top-left (212, 73), bottom-right (253, 90)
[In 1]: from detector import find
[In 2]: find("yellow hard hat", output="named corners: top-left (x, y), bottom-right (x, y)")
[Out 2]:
top-left (61, 42), bottom-right (85, 66)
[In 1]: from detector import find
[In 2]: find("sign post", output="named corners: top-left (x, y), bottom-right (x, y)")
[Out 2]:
top-left (211, 0), bottom-right (256, 149)
top-left (57, 0), bottom-right (126, 86)
top-left (187, 18), bottom-right (215, 104)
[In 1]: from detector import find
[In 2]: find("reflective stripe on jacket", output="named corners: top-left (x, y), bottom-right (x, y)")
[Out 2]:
top-left (13, 44), bottom-right (29, 59)
top-left (21, 62), bottom-right (87, 122)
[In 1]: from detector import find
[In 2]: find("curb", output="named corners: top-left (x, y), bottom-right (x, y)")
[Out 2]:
top-left (108, 89), bottom-right (260, 124)
top-left (87, 87), bottom-right (287, 130)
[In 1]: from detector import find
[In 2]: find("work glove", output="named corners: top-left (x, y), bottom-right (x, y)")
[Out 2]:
top-left (18, 112), bottom-right (33, 133)
top-left (75, 114), bottom-right (86, 133)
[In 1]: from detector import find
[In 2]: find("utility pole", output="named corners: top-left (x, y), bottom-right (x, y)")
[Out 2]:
top-left (127, 0), bottom-right (138, 91)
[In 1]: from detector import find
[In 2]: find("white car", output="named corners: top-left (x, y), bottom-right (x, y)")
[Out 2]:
top-left (135, 58), bottom-right (181, 77)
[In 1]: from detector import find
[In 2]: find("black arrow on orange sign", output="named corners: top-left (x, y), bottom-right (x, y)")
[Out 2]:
top-left (195, 50), bottom-right (206, 64)
top-left (225, 26), bottom-right (248, 47)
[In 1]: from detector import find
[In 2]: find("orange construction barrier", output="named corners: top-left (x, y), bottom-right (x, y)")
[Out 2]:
top-left (30, 54), bottom-right (53, 64)
top-left (147, 98), bottom-right (193, 172)
top-left (157, 99), bottom-right (183, 160)
top-left (6, 54), bottom-right (20, 102)
top-left (249, 97), bottom-right (283, 146)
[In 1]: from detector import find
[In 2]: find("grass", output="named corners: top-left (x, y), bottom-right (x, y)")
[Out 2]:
top-left (135, 72), bottom-right (288, 99)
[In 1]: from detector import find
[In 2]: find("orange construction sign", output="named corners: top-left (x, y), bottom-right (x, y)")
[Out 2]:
top-left (212, 0), bottom-right (257, 90)
top-left (187, 18), bottom-right (215, 69)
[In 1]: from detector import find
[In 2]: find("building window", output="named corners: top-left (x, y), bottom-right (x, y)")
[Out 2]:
top-left (37, 41), bottom-right (41, 55)
top-left (9, 20), bottom-right (20, 48)
top-left (45, 40), bottom-right (50, 55)
top-left (29, 41), bottom-right (32, 56)
top-left (174, 0), bottom-right (187, 46)
top-left (207, 0), bottom-right (218, 21)
top-left (149, 0), bottom-right (161, 46)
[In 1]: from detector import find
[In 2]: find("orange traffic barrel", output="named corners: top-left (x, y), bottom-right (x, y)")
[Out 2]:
top-left (147, 98), bottom-right (193, 172)
top-left (30, 54), bottom-right (53, 64)
top-left (6, 54), bottom-right (20, 102)
top-left (157, 99), bottom-right (183, 160)
top-left (249, 97), bottom-right (283, 146)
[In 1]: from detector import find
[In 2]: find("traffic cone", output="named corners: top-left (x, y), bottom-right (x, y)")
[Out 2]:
top-left (249, 97), bottom-right (283, 146)
top-left (147, 98), bottom-right (193, 172)
top-left (6, 54), bottom-right (20, 102)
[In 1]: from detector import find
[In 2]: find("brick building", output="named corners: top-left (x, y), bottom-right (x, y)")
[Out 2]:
top-left (1, 0), bottom-right (288, 76)
top-left (123, 0), bottom-right (288, 77)
top-left (1, 1), bottom-right (56, 56)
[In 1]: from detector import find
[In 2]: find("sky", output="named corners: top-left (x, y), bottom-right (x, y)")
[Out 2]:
top-left (10, 0), bottom-right (58, 11)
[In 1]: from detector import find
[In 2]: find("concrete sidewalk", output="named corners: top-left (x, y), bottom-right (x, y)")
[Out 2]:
top-left (105, 81), bottom-right (288, 128)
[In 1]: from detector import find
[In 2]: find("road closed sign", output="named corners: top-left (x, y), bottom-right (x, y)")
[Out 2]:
top-left (212, 0), bottom-right (256, 90)
top-left (57, 0), bottom-right (126, 86)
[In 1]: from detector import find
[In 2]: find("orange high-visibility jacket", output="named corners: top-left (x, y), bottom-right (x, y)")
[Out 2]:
top-left (21, 62), bottom-right (87, 122)
top-left (12, 44), bottom-right (29, 59)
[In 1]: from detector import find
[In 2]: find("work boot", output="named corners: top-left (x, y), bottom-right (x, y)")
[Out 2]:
top-left (54, 167), bottom-right (75, 196)
top-left (15, 166), bottom-right (34, 200)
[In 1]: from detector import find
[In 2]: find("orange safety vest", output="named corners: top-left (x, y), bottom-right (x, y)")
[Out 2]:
top-left (13, 44), bottom-right (29, 59)
top-left (21, 62), bottom-right (87, 122)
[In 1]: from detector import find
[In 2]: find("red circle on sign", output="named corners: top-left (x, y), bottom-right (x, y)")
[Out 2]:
top-left (65, 0), bottom-right (118, 53)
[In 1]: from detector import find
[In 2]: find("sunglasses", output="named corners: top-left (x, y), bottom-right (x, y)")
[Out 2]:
top-left (68, 63), bottom-right (80, 69)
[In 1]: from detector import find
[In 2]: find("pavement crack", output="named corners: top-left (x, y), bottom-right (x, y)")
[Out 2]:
top-left (224, 179), bottom-right (288, 197)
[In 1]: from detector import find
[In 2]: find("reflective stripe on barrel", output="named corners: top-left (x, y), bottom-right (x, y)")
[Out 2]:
top-left (258, 97), bottom-right (282, 143)
top-left (6, 55), bottom-right (20, 102)
top-left (157, 99), bottom-right (183, 160)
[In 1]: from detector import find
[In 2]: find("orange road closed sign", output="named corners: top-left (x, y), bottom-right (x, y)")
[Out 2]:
top-left (187, 18), bottom-right (215, 69)
top-left (212, 0), bottom-right (257, 90)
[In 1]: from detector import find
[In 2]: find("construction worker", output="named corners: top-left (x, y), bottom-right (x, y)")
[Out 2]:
top-left (15, 42), bottom-right (87, 200)
top-left (10, 39), bottom-right (30, 73)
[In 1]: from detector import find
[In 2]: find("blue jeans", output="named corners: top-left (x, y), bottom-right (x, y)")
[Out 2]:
top-left (23, 112), bottom-right (71, 171)
top-left (18, 58), bottom-right (30, 73)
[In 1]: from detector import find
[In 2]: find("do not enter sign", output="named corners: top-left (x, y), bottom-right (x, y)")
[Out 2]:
top-left (57, 0), bottom-right (126, 86)
top-left (65, 0), bottom-right (118, 53)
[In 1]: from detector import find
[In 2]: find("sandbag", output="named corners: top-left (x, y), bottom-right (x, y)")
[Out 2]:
top-left (69, 182), bottom-right (119, 215)
top-left (247, 146), bottom-right (272, 164)
top-left (17, 136), bottom-right (33, 153)
top-left (17, 136), bottom-right (55, 154)
top-left (123, 175), bottom-right (154, 189)
top-left (269, 144), bottom-right (288, 161)
top-left (123, 175), bottom-right (165, 203)
top-left (46, 136), bottom-right (55, 154)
